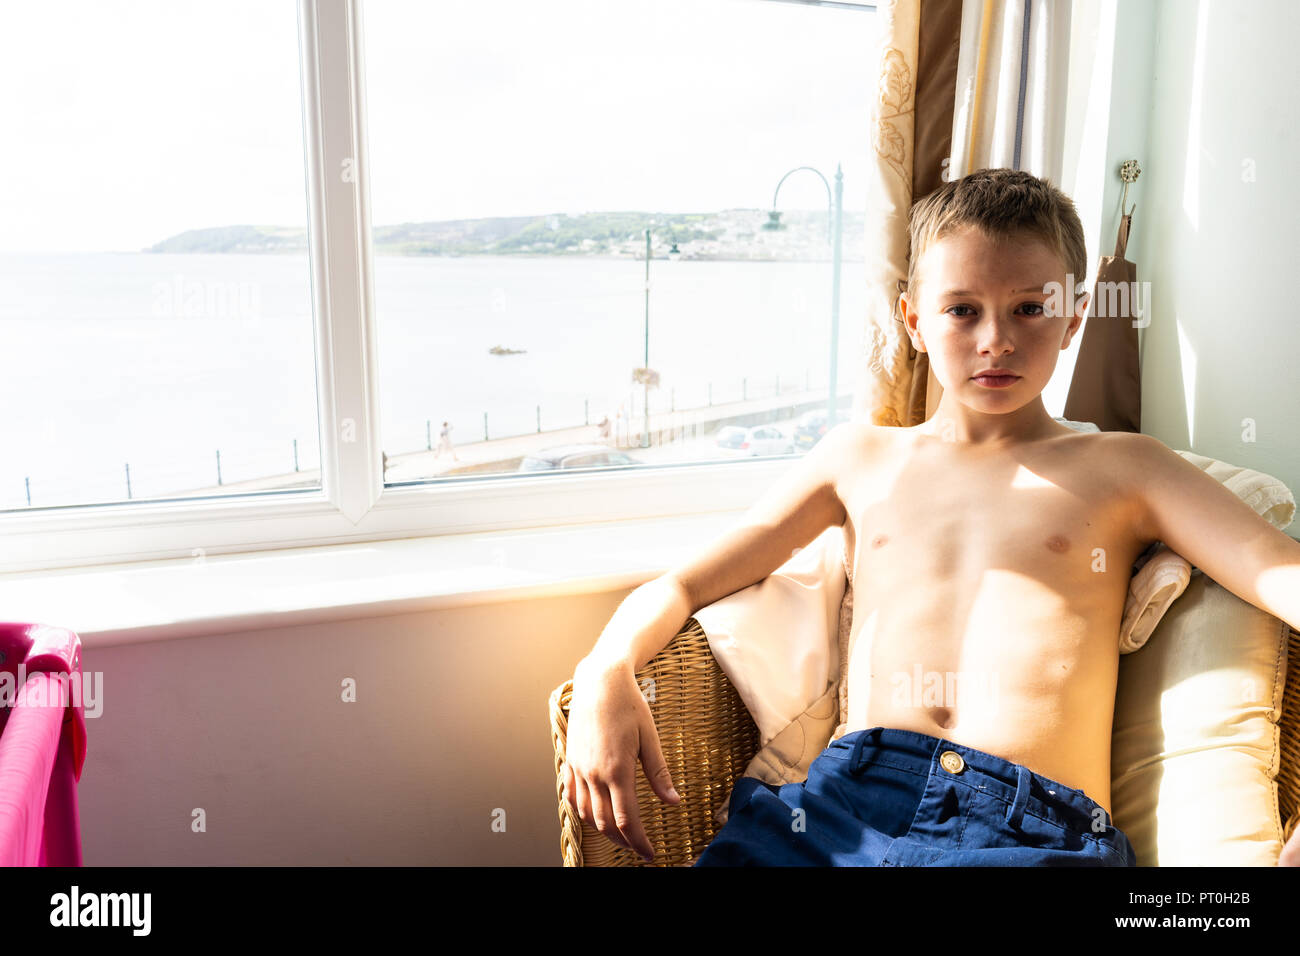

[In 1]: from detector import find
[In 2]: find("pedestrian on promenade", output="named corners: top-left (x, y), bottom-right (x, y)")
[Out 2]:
top-left (435, 421), bottom-right (459, 461)
top-left (597, 415), bottom-right (611, 445)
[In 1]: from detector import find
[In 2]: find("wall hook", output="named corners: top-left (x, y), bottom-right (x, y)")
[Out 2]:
top-left (1119, 159), bottom-right (1141, 217)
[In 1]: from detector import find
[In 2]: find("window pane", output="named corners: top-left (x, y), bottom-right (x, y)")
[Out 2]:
top-left (365, 0), bottom-right (872, 484)
top-left (0, 0), bottom-right (319, 512)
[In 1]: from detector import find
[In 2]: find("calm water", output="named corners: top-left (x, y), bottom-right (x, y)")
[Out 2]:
top-left (0, 252), bottom-right (864, 508)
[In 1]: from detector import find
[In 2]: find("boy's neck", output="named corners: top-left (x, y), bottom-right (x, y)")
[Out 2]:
top-left (918, 396), bottom-right (1068, 449)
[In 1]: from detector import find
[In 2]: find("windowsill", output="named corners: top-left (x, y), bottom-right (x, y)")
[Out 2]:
top-left (0, 511), bottom-right (743, 649)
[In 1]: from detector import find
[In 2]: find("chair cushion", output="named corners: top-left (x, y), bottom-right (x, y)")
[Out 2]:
top-left (1111, 571), bottom-right (1289, 865)
top-left (691, 525), bottom-right (844, 748)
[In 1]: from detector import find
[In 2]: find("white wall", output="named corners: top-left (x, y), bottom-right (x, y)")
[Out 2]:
top-left (1051, 1), bottom-right (1297, 543)
top-left (78, 591), bottom-right (623, 865)
top-left (1090, 0), bottom-right (1298, 533)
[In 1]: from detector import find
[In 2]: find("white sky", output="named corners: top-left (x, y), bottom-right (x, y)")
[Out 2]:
top-left (0, 0), bottom-right (876, 253)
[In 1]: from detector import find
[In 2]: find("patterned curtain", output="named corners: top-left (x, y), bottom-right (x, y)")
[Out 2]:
top-left (856, 0), bottom-right (1075, 427)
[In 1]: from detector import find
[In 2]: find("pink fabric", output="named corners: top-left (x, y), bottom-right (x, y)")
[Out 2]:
top-left (0, 623), bottom-right (87, 867)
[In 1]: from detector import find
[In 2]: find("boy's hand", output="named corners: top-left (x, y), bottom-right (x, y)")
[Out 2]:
top-left (1279, 823), bottom-right (1300, 867)
top-left (563, 659), bottom-right (681, 862)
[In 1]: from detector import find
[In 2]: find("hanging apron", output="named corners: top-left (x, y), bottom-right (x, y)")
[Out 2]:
top-left (1063, 212), bottom-right (1141, 432)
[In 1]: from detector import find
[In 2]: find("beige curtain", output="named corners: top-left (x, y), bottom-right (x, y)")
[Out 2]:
top-left (857, 0), bottom-right (1073, 427)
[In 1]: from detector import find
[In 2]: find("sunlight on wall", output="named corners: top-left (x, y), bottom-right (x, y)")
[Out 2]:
top-left (1176, 318), bottom-right (1198, 448)
top-left (1180, 0), bottom-right (1210, 233)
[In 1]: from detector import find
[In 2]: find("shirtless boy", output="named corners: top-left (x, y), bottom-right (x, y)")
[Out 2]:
top-left (563, 168), bottom-right (1300, 866)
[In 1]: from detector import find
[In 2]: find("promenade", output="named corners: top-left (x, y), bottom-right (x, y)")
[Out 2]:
top-left (177, 388), bottom-right (851, 495)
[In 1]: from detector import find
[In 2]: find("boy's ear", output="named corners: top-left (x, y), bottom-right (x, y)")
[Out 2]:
top-left (898, 290), bottom-right (916, 326)
top-left (1062, 291), bottom-right (1089, 346)
top-left (898, 293), bottom-right (924, 350)
top-left (1074, 290), bottom-right (1090, 324)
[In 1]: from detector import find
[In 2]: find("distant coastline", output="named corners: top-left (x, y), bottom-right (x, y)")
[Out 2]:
top-left (144, 208), bottom-right (866, 263)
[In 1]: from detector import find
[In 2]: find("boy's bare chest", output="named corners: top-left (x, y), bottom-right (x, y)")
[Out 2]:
top-left (835, 428), bottom-right (1148, 606)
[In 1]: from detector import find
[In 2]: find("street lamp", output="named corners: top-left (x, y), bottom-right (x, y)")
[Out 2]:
top-left (632, 231), bottom-right (676, 448)
top-left (766, 164), bottom-right (843, 434)
top-left (642, 228), bottom-right (650, 448)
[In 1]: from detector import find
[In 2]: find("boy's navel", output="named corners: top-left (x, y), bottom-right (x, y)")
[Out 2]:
top-left (929, 705), bottom-right (956, 729)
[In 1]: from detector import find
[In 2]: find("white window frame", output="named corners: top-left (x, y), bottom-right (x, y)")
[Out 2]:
top-left (0, 0), bottom-right (816, 575)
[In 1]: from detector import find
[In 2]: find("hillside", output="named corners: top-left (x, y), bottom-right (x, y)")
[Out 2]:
top-left (146, 209), bottom-right (865, 261)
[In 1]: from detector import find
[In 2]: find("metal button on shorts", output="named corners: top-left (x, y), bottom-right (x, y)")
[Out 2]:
top-left (939, 750), bottom-right (965, 774)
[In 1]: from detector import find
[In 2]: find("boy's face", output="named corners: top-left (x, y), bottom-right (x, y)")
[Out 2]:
top-left (899, 224), bottom-right (1088, 412)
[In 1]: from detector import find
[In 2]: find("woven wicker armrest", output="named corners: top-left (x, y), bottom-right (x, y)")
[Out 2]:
top-left (549, 617), bottom-right (761, 866)
top-left (1281, 626), bottom-right (1300, 846)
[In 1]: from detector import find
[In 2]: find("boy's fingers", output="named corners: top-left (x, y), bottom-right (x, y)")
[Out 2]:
top-left (639, 724), bottom-right (680, 805)
top-left (562, 762), bottom-right (579, 812)
top-left (590, 780), bottom-right (631, 851)
top-left (574, 775), bottom-right (593, 827)
top-left (608, 767), bottom-right (653, 861)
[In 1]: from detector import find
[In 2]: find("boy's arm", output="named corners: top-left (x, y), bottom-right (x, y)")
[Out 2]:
top-left (579, 422), bottom-right (852, 676)
top-left (1128, 432), bottom-right (1300, 632)
top-left (1128, 433), bottom-right (1300, 868)
top-left (669, 421), bottom-right (851, 617)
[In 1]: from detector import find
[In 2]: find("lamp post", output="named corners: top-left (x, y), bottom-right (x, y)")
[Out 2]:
top-left (642, 228), bottom-right (650, 448)
top-left (634, 233), bottom-right (679, 448)
top-left (764, 163), bottom-right (843, 433)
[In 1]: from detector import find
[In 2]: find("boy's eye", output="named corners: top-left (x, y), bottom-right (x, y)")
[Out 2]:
top-left (945, 303), bottom-right (1045, 316)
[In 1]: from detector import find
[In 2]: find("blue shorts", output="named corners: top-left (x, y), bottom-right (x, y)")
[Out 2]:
top-left (693, 727), bottom-right (1138, 866)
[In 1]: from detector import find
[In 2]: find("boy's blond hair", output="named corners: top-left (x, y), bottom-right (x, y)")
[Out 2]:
top-left (899, 168), bottom-right (1088, 319)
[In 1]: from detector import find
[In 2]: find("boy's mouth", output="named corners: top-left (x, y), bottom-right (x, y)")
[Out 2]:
top-left (971, 371), bottom-right (1021, 388)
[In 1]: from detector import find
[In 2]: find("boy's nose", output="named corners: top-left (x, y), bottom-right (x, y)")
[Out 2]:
top-left (976, 323), bottom-right (1016, 352)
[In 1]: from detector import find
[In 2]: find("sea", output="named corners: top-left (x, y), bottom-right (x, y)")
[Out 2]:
top-left (0, 252), bottom-right (865, 509)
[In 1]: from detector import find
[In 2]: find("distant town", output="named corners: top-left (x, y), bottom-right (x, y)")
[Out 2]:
top-left (146, 208), bottom-right (866, 262)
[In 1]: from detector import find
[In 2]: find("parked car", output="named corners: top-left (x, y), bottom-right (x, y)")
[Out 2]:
top-left (713, 424), bottom-right (795, 458)
top-left (794, 409), bottom-right (830, 451)
top-left (517, 444), bottom-right (641, 472)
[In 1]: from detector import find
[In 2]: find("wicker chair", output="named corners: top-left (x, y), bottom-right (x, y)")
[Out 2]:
top-left (549, 614), bottom-right (1300, 867)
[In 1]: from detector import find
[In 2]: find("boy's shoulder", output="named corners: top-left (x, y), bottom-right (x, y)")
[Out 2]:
top-left (818, 419), bottom-right (879, 456)
top-left (819, 419), bottom-right (1142, 470)
top-left (814, 420), bottom-right (890, 484)
top-left (821, 419), bottom-right (911, 455)
top-left (1053, 427), bottom-right (1147, 465)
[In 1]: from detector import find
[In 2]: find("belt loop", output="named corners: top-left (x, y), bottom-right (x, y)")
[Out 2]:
top-left (1005, 765), bottom-right (1031, 828)
top-left (848, 727), bottom-right (880, 776)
